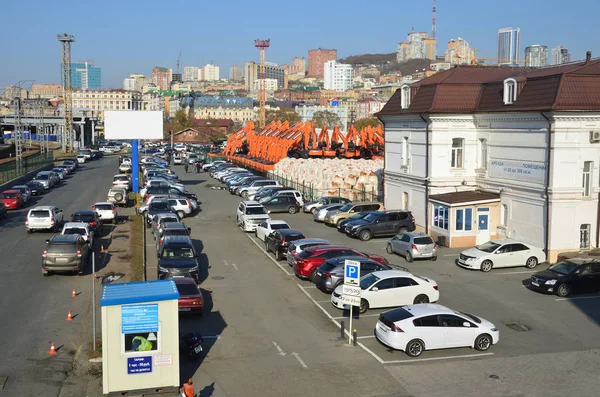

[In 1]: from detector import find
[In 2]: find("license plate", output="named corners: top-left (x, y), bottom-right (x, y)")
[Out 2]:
top-left (56, 257), bottom-right (69, 262)
top-left (179, 308), bottom-right (191, 311)
top-left (194, 345), bottom-right (203, 354)
top-left (531, 281), bottom-right (539, 287)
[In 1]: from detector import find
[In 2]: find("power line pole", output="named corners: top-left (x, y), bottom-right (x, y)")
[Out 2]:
top-left (254, 39), bottom-right (270, 129)
top-left (37, 96), bottom-right (45, 155)
top-left (58, 33), bottom-right (75, 153)
top-left (12, 93), bottom-right (23, 174)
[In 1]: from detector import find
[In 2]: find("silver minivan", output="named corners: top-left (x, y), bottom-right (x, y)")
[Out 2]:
top-left (386, 231), bottom-right (438, 262)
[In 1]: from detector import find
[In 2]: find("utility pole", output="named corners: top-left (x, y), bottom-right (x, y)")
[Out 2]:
top-left (58, 33), bottom-right (75, 153)
top-left (37, 96), bottom-right (45, 155)
top-left (13, 94), bottom-right (23, 174)
top-left (254, 39), bottom-right (270, 129)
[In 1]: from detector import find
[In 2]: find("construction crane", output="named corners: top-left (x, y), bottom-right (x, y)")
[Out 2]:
top-left (58, 33), bottom-right (75, 152)
top-left (432, 0), bottom-right (436, 40)
top-left (254, 39), bottom-right (270, 129)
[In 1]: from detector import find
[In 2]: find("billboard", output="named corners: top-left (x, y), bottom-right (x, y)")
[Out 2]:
top-left (104, 111), bottom-right (163, 140)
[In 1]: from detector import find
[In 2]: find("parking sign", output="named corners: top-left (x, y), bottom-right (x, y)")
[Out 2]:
top-left (344, 260), bottom-right (360, 286)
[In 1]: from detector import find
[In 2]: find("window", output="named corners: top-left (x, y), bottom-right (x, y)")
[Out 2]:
top-left (501, 204), bottom-right (508, 226)
top-left (433, 204), bottom-right (449, 230)
top-left (582, 161), bottom-right (593, 197)
top-left (451, 138), bottom-right (464, 168)
top-left (402, 137), bottom-right (409, 166)
top-left (478, 138), bottom-right (488, 169)
top-left (580, 224), bottom-right (591, 249)
top-left (413, 315), bottom-right (440, 327)
top-left (400, 85), bottom-right (411, 109)
top-left (373, 278), bottom-right (394, 290)
top-left (455, 208), bottom-right (473, 231)
top-left (503, 78), bottom-right (517, 105)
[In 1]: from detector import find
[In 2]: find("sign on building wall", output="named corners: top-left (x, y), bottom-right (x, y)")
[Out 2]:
top-left (488, 160), bottom-right (546, 184)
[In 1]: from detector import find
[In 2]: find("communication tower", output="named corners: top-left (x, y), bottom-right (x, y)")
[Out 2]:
top-left (58, 33), bottom-right (75, 152)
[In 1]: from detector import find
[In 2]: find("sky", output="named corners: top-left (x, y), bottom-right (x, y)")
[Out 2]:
top-left (2, 0), bottom-right (599, 89)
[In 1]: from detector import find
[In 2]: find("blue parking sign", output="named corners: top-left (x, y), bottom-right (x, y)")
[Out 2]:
top-left (344, 260), bottom-right (360, 286)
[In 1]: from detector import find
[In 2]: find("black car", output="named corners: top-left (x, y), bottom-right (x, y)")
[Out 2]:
top-left (265, 229), bottom-right (305, 261)
top-left (313, 257), bottom-right (398, 293)
top-left (26, 181), bottom-right (45, 196)
top-left (146, 199), bottom-right (175, 226)
top-left (71, 210), bottom-right (103, 236)
top-left (336, 211), bottom-right (377, 233)
top-left (529, 259), bottom-right (600, 297)
top-left (262, 196), bottom-right (301, 214)
top-left (253, 186), bottom-right (288, 201)
top-left (157, 236), bottom-right (200, 282)
top-left (344, 210), bottom-right (415, 241)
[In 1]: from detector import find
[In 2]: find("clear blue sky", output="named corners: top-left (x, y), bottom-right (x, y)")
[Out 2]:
top-left (2, 0), bottom-right (599, 89)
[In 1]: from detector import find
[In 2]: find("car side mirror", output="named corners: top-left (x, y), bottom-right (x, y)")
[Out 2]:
top-left (187, 227), bottom-right (191, 233)
top-left (45, 239), bottom-right (50, 244)
top-left (371, 287), bottom-right (379, 292)
top-left (462, 322), bottom-right (471, 328)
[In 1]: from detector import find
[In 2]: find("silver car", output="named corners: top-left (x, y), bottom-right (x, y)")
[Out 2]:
top-left (386, 231), bottom-right (438, 262)
top-left (286, 238), bottom-right (331, 266)
top-left (312, 204), bottom-right (345, 222)
top-left (303, 197), bottom-right (351, 213)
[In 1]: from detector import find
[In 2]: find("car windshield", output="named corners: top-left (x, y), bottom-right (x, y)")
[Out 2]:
top-left (475, 241), bottom-right (500, 253)
top-left (150, 202), bottom-right (170, 211)
top-left (548, 261), bottom-right (579, 275)
top-left (360, 273), bottom-right (380, 290)
top-left (338, 204), bottom-right (353, 212)
top-left (160, 217), bottom-right (179, 224)
top-left (161, 246), bottom-right (194, 259)
top-left (0, 193), bottom-right (18, 198)
top-left (73, 214), bottom-right (95, 221)
top-left (36, 175), bottom-right (49, 180)
top-left (271, 224), bottom-right (289, 230)
top-left (165, 229), bottom-right (189, 236)
top-left (114, 176), bottom-right (128, 181)
top-left (13, 187), bottom-right (26, 193)
top-left (246, 206), bottom-right (267, 215)
top-left (456, 311), bottom-right (482, 324)
top-left (53, 169), bottom-right (62, 172)
top-left (362, 213), bottom-right (379, 222)
top-left (64, 228), bottom-right (87, 236)
top-left (95, 204), bottom-right (113, 211)
top-left (349, 212), bottom-right (370, 220)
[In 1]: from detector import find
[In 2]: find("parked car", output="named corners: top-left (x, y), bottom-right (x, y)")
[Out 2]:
top-left (336, 211), bottom-right (377, 232)
top-left (529, 258), bottom-right (600, 297)
top-left (145, 199), bottom-right (176, 226)
top-left (457, 239), bottom-right (545, 272)
top-left (55, 165), bottom-right (71, 175)
top-left (173, 156), bottom-right (183, 165)
top-left (42, 234), bottom-right (90, 276)
top-left (174, 277), bottom-right (204, 315)
top-left (112, 174), bottom-right (131, 190)
top-left (259, 189), bottom-right (304, 206)
top-left (286, 238), bottom-right (331, 267)
top-left (33, 171), bottom-right (57, 189)
top-left (143, 186), bottom-right (198, 202)
top-left (156, 222), bottom-right (191, 253)
top-left (303, 196), bottom-right (352, 213)
top-left (262, 196), bottom-right (301, 214)
top-left (79, 149), bottom-right (92, 159)
top-left (92, 202), bottom-right (117, 224)
top-left (25, 181), bottom-right (45, 196)
top-left (11, 185), bottom-right (32, 204)
top-left (250, 186), bottom-right (288, 201)
top-left (312, 203), bottom-right (345, 222)
top-left (0, 190), bottom-right (24, 210)
top-left (265, 229), bottom-right (306, 261)
top-left (203, 160), bottom-right (227, 172)
top-left (61, 222), bottom-right (94, 247)
top-left (26, 206), bottom-right (64, 233)
top-left (238, 180), bottom-right (282, 199)
top-left (229, 176), bottom-right (264, 195)
top-left (292, 245), bottom-right (389, 281)
top-left (187, 153), bottom-right (199, 164)
top-left (0, 202), bottom-right (7, 219)
top-left (76, 155), bottom-right (86, 164)
top-left (331, 270), bottom-right (439, 313)
top-left (375, 304), bottom-right (499, 357)
top-left (344, 210), bottom-right (415, 241)
top-left (166, 198), bottom-right (195, 219)
top-left (52, 168), bottom-right (66, 180)
top-left (255, 220), bottom-right (290, 241)
top-left (157, 236), bottom-right (200, 282)
top-left (119, 162), bottom-right (132, 173)
top-left (71, 210), bottom-right (103, 236)
top-left (107, 187), bottom-right (129, 207)
top-left (314, 257), bottom-right (397, 293)
top-left (324, 202), bottom-right (385, 226)
top-left (387, 231), bottom-right (438, 262)
top-left (236, 201), bottom-right (271, 232)
top-left (152, 213), bottom-right (181, 238)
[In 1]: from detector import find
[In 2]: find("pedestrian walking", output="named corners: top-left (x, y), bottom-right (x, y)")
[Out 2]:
top-left (195, 162), bottom-right (201, 173)
top-left (184, 163), bottom-right (189, 173)
top-left (182, 378), bottom-right (195, 397)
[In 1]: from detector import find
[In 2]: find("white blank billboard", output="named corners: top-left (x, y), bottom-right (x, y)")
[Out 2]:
top-left (104, 111), bottom-right (163, 140)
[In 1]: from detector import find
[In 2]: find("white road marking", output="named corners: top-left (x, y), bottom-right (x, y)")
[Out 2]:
top-left (247, 234), bottom-right (293, 276)
top-left (357, 335), bottom-right (376, 339)
top-left (316, 300), bottom-right (331, 303)
top-left (302, 286), bottom-right (317, 289)
top-left (496, 270), bottom-right (536, 275)
top-left (555, 295), bottom-right (600, 302)
top-left (292, 352), bottom-right (308, 368)
top-left (382, 352), bottom-right (494, 364)
top-left (203, 335), bottom-right (221, 340)
top-left (333, 313), bottom-right (380, 320)
top-left (443, 254), bottom-right (458, 257)
top-left (357, 342), bottom-right (385, 364)
top-left (272, 341), bottom-right (286, 356)
top-left (231, 263), bottom-right (239, 271)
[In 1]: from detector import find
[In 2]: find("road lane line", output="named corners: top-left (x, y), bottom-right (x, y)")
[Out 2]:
top-left (302, 286), bottom-right (317, 289)
top-left (382, 352), bottom-right (494, 364)
top-left (357, 335), bottom-right (376, 339)
top-left (333, 313), bottom-right (380, 320)
top-left (555, 296), bottom-right (600, 302)
top-left (358, 342), bottom-right (385, 364)
top-left (316, 300), bottom-right (331, 303)
top-left (247, 234), bottom-right (292, 276)
top-left (292, 352), bottom-right (308, 368)
top-left (231, 263), bottom-right (239, 271)
top-left (272, 341), bottom-right (286, 356)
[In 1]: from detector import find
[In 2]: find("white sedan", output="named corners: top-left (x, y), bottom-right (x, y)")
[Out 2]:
top-left (375, 304), bottom-right (499, 357)
top-left (456, 239), bottom-right (546, 272)
top-left (331, 270), bottom-right (439, 314)
top-left (255, 219), bottom-right (290, 241)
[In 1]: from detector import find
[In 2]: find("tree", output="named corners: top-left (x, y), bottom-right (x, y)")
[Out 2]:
top-left (312, 110), bottom-right (341, 129)
top-left (265, 108), bottom-right (301, 124)
top-left (354, 117), bottom-right (382, 131)
top-left (174, 109), bottom-right (195, 129)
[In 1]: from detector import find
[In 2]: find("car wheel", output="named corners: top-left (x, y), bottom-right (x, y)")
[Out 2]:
top-left (386, 243), bottom-right (394, 254)
top-left (405, 251), bottom-right (414, 263)
top-left (431, 256), bottom-right (438, 261)
top-left (413, 294), bottom-right (429, 304)
top-left (114, 193), bottom-right (123, 202)
top-left (310, 207), bottom-right (317, 214)
top-left (359, 299), bottom-right (369, 314)
top-left (405, 339), bottom-right (424, 357)
top-left (177, 210), bottom-right (186, 219)
top-left (525, 256), bottom-right (538, 269)
top-left (480, 260), bottom-right (493, 272)
top-left (556, 283), bottom-right (570, 297)
top-left (359, 230), bottom-right (372, 241)
top-left (288, 206), bottom-right (298, 214)
top-left (336, 219), bottom-right (343, 226)
top-left (309, 269), bottom-right (318, 282)
top-left (242, 191), bottom-right (249, 199)
top-left (474, 334), bottom-right (492, 351)
top-left (42, 269), bottom-right (49, 277)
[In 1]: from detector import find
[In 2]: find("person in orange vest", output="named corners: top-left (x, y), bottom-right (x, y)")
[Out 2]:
top-left (182, 378), bottom-right (195, 397)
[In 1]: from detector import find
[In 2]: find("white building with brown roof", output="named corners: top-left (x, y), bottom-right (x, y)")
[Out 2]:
top-left (377, 55), bottom-right (600, 261)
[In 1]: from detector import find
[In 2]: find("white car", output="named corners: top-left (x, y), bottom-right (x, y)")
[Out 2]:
top-left (119, 163), bottom-right (132, 173)
top-left (375, 304), bottom-right (499, 357)
top-left (113, 174), bottom-right (131, 190)
top-left (173, 156), bottom-right (183, 165)
top-left (312, 204), bottom-right (345, 222)
top-left (203, 161), bottom-right (226, 171)
top-left (260, 189), bottom-right (304, 206)
top-left (92, 202), bottom-right (117, 224)
top-left (456, 239), bottom-right (546, 272)
top-left (331, 270), bottom-right (439, 313)
top-left (26, 206), bottom-right (64, 233)
top-left (236, 201), bottom-right (271, 232)
top-left (62, 222), bottom-right (94, 247)
top-left (76, 155), bottom-right (86, 164)
top-left (255, 220), bottom-right (290, 241)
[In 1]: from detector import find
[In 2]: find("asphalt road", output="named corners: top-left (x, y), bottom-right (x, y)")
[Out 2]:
top-left (0, 156), bottom-right (117, 396)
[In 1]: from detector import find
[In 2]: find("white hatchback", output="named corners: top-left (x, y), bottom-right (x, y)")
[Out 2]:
top-left (375, 304), bottom-right (499, 357)
top-left (92, 202), bottom-right (117, 223)
top-left (255, 220), bottom-right (290, 241)
top-left (457, 239), bottom-right (546, 272)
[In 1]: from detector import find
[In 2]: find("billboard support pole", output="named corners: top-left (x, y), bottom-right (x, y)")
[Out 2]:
top-left (132, 139), bottom-right (139, 193)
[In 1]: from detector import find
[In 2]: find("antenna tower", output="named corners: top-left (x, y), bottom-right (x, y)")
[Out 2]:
top-left (58, 33), bottom-right (75, 152)
top-left (432, 0), bottom-right (436, 39)
top-left (12, 94), bottom-right (23, 174)
top-left (254, 39), bottom-right (270, 129)
top-left (176, 50), bottom-right (182, 75)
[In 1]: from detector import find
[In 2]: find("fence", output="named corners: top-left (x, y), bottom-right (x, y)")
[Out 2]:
top-left (0, 151), bottom-right (55, 185)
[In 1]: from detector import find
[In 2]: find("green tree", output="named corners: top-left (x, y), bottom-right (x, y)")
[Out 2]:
top-left (174, 109), bottom-right (194, 129)
top-left (354, 117), bottom-right (382, 131)
top-left (312, 110), bottom-right (341, 129)
top-left (265, 108), bottom-right (301, 124)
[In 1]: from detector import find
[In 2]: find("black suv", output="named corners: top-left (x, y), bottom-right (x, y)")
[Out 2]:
top-left (42, 234), bottom-right (90, 276)
top-left (529, 258), bottom-right (600, 297)
top-left (156, 222), bottom-right (191, 253)
top-left (344, 210), bottom-right (415, 241)
top-left (71, 210), bottom-right (103, 236)
top-left (157, 236), bottom-right (200, 282)
top-left (265, 229), bottom-right (306, 261)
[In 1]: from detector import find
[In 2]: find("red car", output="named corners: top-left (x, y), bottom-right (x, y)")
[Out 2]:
top-left (0, 190), bottom-right (23, 210)
top-left (292, 245), bottom-right (389, 281)
top-left (174, 277), bottom-right (203, 315)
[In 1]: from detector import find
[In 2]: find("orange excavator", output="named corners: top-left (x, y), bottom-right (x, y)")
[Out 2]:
top-left (308, 124), bottom-right (326, 157)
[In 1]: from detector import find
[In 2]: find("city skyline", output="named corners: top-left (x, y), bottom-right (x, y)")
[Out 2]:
top-left (2, 0), bottom-right (599, 88)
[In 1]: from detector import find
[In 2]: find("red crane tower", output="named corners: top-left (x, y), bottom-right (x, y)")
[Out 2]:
top-left (254, 39), bottom-right (270, 129)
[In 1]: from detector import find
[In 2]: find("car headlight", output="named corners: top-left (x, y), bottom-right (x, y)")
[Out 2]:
top-left (467, 257), bottom-right (478, 262)
top-left (188, 266), bottom-right (199, 272)
top-left (158, 266), bottom-right (168, 272)
top-left (545, 279), bottom-right (557, 285)
top-left (490, 328), bottom-right (498, 332)
top-left (351, 225), bottom-right (360, 230)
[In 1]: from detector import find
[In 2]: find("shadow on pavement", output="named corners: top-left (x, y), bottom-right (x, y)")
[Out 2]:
top-left (198, 382), bottom-right (215, 397)
top-left (197, 253), bottom-right (210, 284)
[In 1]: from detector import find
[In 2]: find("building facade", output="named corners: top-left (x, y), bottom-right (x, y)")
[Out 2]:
top-left (123, 78), bottom-right (136, 91)
top-left (253, 78), bottom-right (278, 92)
top-left (202, 64), bottom-right (220, 81)
top-left (551, 46), bottom-right (571, 65)
top-left (295, 104), bottom-right (348, 127)
top-left (323, 60), bottom-right (353, 91)
top-left (229, 65), bottom-right (243, 81)
top-left (244, 62), bottom-right (258, 91)
top-left (292, 57), bottom-right (306, 75)
top-left (444, 37), bottom-right (476, 65)
top-left (183, 66), bottom-right (199, 82)
top-left (524, 45), bottom-right (548, 67)
top-left (497, 27), bottom-right (521, 65)
top-left (264, 63), bottom-right (287, 90)
top-left (72, 89), bottom-right (143, 120)
top-left (152, 67), bottom-right (172, 90)
top-left (308, 49), bottom-right (337, 78)
top-left (397, 32), bottom-right (437, 63)
top-left (377, 60), bottom-right (600, 261)
top-left (32, 84), bottom-right (62, 99)
top-left (63, 62), bottom-right (101, 89)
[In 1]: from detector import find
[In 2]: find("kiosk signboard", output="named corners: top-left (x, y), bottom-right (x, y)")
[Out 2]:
top-left (122, 304), bottom-right (158, 333)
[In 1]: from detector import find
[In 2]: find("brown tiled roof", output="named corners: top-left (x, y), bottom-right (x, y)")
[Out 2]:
top-left (377, 59), bottom-right (600, 117)
top-left (429, 191), bottom-right (500, 205)
top-left (194, 118), bottom-right (233, 127)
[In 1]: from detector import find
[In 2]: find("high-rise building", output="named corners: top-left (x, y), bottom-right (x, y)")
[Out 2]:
top-left (229, 65), bottom-right (243, 81)
top-left (323, 60), bottom-right (353, 92)
top-left (444, 37), bottom-right (476, 65)
top-left (152, 67), bottom-right (172, 90)
top-left (396, 32), bottom-right (437, 63)
top-left (308, 49), bottom-right (337, 78)
top-left (253, 79), bottom-right (278, 92)
top-left (551, 46), bottom-right (571, 65)
top-left (123, 78), bottom-right (136, 91)
top-left (524, 45), bottom-right (548, 67)
top-left (63, 62), bottom-right (102, 89)
top-left (183, 66), bottom-right (199, 82)
top-left (264, 63), bottom-right (287, 90)
top-left (202, 64), bottom-right (220, 81)
top-left (291, 57), bottom-right (306, 75)
top-left (172, 73), bottom-right (182, 83)
top-left (244, 62), bottom-right (258, 91)
top-left (497, 27), bottom-right (521, 65)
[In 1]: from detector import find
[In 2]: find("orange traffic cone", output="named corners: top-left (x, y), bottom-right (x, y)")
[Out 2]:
top-left (71, 288), bottom-right (77, 298)
top-left (66, 310), bottom-right (73, 321)
top-left (48, 342), bottom-right (57, 355)
top-left (100, 245), bottom-right (105, 253)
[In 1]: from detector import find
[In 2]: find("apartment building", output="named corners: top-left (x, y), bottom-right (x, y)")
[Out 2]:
top-left (308, 48), bottom-right (337, 78)
top-left (32, 84), bottom-right (62, 99)
top-left (324, 60), bottom-right (353, 91)
top-left (72, 89), bottom-right (143, 120)
top-left (152, 67), bottom-right (172, 90)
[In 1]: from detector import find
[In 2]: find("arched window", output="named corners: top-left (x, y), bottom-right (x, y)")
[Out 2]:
top-left (400, 85), bottom-right (411, 109)
top-left (503, 78), bottom-right (517, 105)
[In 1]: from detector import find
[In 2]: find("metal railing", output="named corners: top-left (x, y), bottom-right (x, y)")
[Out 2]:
top-left (0, 151), bottom-right (54, 185)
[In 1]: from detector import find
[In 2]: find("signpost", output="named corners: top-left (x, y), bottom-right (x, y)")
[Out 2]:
top-left (343, 260), bottom-right (360, 345)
